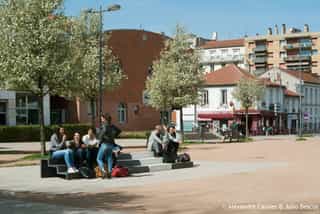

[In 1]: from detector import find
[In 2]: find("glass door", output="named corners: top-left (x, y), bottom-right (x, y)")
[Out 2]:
top-left (0, 102), bottom-right (7, 125)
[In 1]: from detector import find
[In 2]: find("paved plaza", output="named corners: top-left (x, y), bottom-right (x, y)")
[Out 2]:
top-left (1, 136), bottom-right (320, 213)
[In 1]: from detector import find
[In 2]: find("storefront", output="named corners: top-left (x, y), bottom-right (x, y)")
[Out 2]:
top-left (198, 109), bottom-right (286, 135)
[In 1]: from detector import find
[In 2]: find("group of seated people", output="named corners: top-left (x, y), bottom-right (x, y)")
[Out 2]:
top-left (49, 113), bottom-right (122, 179)
top-left (49, 112), bottom-right (182, 178)
top-left (147, 124), bottom-right (181, 162)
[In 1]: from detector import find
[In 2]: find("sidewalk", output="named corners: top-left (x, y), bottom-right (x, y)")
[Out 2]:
top-left (0, 139), bottom-right (147, 153)
top-left (0, 161), bottom-right (287, 195)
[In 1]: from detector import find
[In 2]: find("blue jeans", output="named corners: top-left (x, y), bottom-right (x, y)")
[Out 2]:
top-left (51, 149), bottom-right (75, 169)
top-left (74, 148), bottom-right (87, 167)
top-left (97, 143), bottom-right (113, 173)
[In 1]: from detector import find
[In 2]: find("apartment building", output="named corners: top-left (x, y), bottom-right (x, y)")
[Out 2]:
top-left (245, 24), bottom-right (320, 75)
top-left (199, 33), bottom-right (245, 72)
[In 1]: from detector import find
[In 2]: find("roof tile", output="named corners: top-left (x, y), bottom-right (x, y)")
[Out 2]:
top-left (200, 39), bottom-right (244, 49)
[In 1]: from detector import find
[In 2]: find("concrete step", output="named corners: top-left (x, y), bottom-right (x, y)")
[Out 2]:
top-left (118, 151), bottom-right (154, 160)
top-left (128, 161), bottom-right (194, 174)
top-left (128, 163), bottom-right (171, 174)
top-left (117, 157), bottom-right (163, 167)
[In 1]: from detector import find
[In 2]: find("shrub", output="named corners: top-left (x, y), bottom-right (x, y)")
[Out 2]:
top-left (119, 131), bottom-right (150, 139)
top-left (0, 124), bottom-right (150, 142)
top-left (0, 124), bottom-right (91, 142)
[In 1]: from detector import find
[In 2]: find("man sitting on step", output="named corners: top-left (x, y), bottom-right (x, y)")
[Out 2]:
top-left (147, 125), bottom-right (164, 157)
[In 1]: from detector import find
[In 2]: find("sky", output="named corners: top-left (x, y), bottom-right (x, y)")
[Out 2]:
top-left (64, 0), bottom-right (320, 40)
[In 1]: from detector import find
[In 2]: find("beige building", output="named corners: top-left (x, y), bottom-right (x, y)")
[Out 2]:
top-left (245, 24), bottom-right (320, 75)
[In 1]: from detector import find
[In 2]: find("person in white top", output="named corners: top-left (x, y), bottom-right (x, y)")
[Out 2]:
top-left (82, 128), bottom-right (100, 169)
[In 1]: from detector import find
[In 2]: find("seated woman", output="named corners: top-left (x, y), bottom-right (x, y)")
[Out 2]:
top-left (70, 132), bottom-right (87, 167)
top-left (163, 125), bottom-right (181, 163)
top-left (82, 128), bottom-right (99, 169)
top-left (49, 126), bottom-right (78, 174)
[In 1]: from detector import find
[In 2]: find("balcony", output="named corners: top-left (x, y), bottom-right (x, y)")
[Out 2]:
top-left (284, 55), bottom-right (311, 62)
top-left (202, 55), bottom-right (244, 63)
top-left (284, 42), bottom-right (312, 50)
top-left (253, 46), bottom-right (267, 52)
top-left (254, 57), bottom-right (267, 63)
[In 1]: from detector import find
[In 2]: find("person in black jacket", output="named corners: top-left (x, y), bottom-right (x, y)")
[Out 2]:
top-left (96, 113), bottom-right (121, 179)
top-left (163, 125), bottom-right (181, 163)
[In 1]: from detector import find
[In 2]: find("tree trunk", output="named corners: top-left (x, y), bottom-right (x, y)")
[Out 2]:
top-left (39, 95), bottom-right (46, 155)
top-left (245, 107), bottom-right (249, 138)
top-left (180, 108), bottom-right (184, 143)
top-left (90, 98), bottom-right (96, 127)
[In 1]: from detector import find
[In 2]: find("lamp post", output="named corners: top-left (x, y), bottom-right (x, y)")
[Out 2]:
top-left (298, 46), bottom-right (303, 137)
top-left (85, 4), bottom-right (121, 127)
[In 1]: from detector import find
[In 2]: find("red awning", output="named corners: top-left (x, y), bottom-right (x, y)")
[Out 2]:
top-left (198, 111), bottom-right (234, 120)
top-left (234, 109), bottom-right (275, 117)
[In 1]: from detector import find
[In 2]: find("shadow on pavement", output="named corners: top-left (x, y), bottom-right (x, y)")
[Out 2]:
top-left (1, 190), bottom-right (145, 213)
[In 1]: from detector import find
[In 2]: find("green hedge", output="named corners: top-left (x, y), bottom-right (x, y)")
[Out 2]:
top-left (0, 124), bottom-right (150, 142)
top-left (119, 131), bottom-right (150, 139)
top-left (0, 124), bottom-right (91, 142)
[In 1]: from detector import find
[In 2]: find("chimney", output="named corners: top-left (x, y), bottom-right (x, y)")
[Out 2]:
top-left (282, 24), bottom-right (286, 34)
top-left (267, 27), bottom-right (272, 35)
top-left (275, 24), bottom-right (279, 34)
top-left (304, 24), bottom-right (309, 32)
top-left (211, 32), bottom-right (218, 41)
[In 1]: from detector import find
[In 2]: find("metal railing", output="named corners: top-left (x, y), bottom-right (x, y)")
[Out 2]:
top-left (285, 55), bottom-right (311, 61)
top-left (284, 42), bottom-right (312, 49)
top-left (254, 46), bottom-right (267, 52)
top-left (201, 55), bottom-right (244, 63)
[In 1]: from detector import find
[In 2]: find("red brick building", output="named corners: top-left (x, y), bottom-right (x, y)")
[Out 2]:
top-left (60, 29), bottom-right (167, 131)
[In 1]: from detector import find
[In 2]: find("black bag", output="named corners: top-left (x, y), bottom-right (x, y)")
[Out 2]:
top-left (79, 167), bottom-right (95, 179)
top-left (177, 153), bottom-right (191, 163)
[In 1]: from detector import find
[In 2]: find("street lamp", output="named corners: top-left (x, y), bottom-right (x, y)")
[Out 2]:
top-left (298, 45), bottom-right (304, 137)
top-left (85, 4), bottom-right (121, 127)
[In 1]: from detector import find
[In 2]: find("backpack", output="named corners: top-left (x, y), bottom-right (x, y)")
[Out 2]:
top-left (177, 153), bottom-right (191, 163)
top-left (111, 165), bottom-right (129, 177)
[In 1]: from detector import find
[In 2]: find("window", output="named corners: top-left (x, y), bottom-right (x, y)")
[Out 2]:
top-left (87, 101), bottom-right (97, 117)
top-left (0, 102), bottom-right (6, 125)
top-left (280, 52), bottom-right (287, 59)
top-left (118, 103), bottom-right (127, 124)
top-left (16, 93), bottom-right (39, 125)
top-left (280, 40), bottom-right (286, 48)
top-left (300, 50), bottom-right (311, 56)
top-left (304, 88), bottom-right (308, 102)
top-left (147, 66), bottom-right (153, 77)
top-left (249, 53), bottom-right (254, 60)
top-left (312, 50), bottom-right (318, 56)
top-left (221, 89), bottom-right (228, 105)
top-left (232, 48), bottom-right (240, 54)
top-left (200, 90), bottom-right (209, 106)
top-left (221, 49), bottom-right (228, 55)
top-left (209, 50), bottom-right (216, 55)
top-left (143, 90), bottom-right (150, 105)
